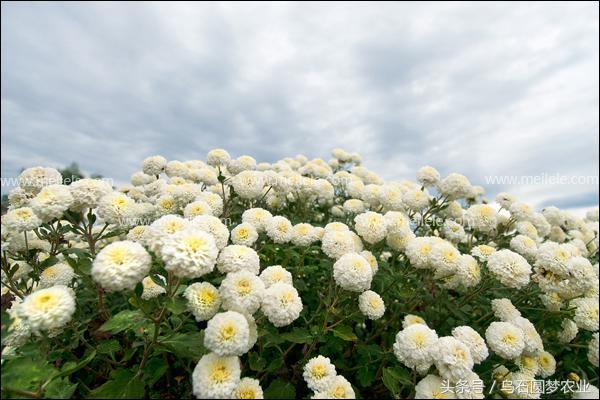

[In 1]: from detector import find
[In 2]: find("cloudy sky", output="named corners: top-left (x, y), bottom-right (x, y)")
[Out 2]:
top-left (1, 2), bottom-right (598, 213)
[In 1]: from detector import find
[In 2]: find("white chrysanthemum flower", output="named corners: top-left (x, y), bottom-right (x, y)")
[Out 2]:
top-left (438, 173), bottom-right (473, 199)
top-left (487, 250), bottom-right (532, 289)
top-left (219, 271), bottom-right (265, 314)
top-left (536, 351), bottom-right (556, 378)
top-left (39, 263), bottom-right (76, 288)
top-left (18, 167), bottom-right (62, 195)
top-left (207, 149), bottom-right (231, 167)
top-left (261, 282), bottom-right (303, 327)
top-left (184, 282), bottom-right (221, 321)
top-left (145, 214), bottom-right (191, 254)
top-left (259, 265), bottom-right (293, 288)
top-left (442, 220), bottom-right (467, 243)
top-left (386, 229), bottom-right (415, 252)
top-left (184, 200), bottom-right (214, 218)
top-left (516, 354), bottom-right (540, 376)
top-left (303, 355), bottom-right (337, 392)
top-left (29, 184), bottom-right (73, 222)
top-left (343, 199), bottom-right (365, 214)
top-left (195, 192), bottom-right (224, 217)
top-left (572, 384), bottom-right (599, 400)
top-left (192, 353), bottom-right (240, 399)
top-left (485, 321), bottom-right (525, 359)
top-left (140, 156), bottom-right (167, 177)
top-left (322, 231), bottom-right (356, 259)
top-left (572, 297), bottom-right (599, 331)
top-left (127, 225), bottom-right (148, 243)
top-left (161, 228), bottom-right (219, 279)
top-left (506, 371), bottom-right (539, 399)
top-left (433, 336), bottom-right (474, 382)
top-left (141, 275), bottom-right (167, 300)
top-left (230, 223), bottom-right (259, 247)
top-left (314, 375), bottom-right (355, 399)
top-left (131, 171), bottom-right (156, 186)
top-left (333, 253), bottom-right (373, 292)
top-left (491, 298), bottom-right (521, 322)
top-left (91, 240), bottom-right (151, 292)
top-left (509, 202), bottom-right (534, 221)
top-left (511, 316), bottom-right (543, 354)
top-left (228, 156), bottom-right (257, 175)
top-left (393, 324), bottom-right (438, 369)
top-left (204, 311), bottom-right (250, 357)
top-left (405, 237), bottom-right (438, 269)
top-left (402, 314), bottom-right (427, 329)
top-left (510, 235), bottom-right (538, 260)
top-left (231, 171), bottom-right (264, 200)
top-left (558, 318), bottom-right (579, 343)
top-left (241, 208), bottom-right (273, 232)
top-left (534, 242), bottom-right (571, 276)
top-left (231, 377), bottom-right (263, 399)
top-left (470, 244), bottom-right (496, 261)
top-left (17, 285), bottom-right (76, 333)
top-left (3, 207), bottom-right (42, 232)
top-left (291, 223), bottom-right (316, 246)
top-left (465, 204), bottom-right (497, 234)
top-left (192, 215), bottom-right (230, 250)
top-left (415, 374), bottom-right (455, 399)
top-left (266, 215), bottom-right (293, 244)
top-left (452, 326), bottom-right (488, 364)
top-left (360, 250), bottom-right (379, 274)
top-left (430, 241), bottom-right (461, 275)
top-left (588, 332), bottom-right (599, 367)
top-left (69, 178), bottom-right (113, 211)
top-left (403, 188), bottom-right (430, 211)
top-left (354, 211), bottom-right (387, 244)
top-left (217, 245), bottom-right (260, 275)
top-left (97, 192), bottom-right (137, 225)
top-left (417, 166), bottom-right (441, 187)
top-left (358, 290), bottom-right (385, 320)
top-left (455, 371), bottom-right (484, 399)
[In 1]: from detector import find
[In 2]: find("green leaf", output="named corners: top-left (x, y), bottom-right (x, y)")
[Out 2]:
top-left (249, 352), bottom-right (267, 372)
top-left (88, 368), bottom-right (145, 399)
top-left (45, 378), bottom-right (78, 399)
top-left (356, 365), bottom-right (377, 387)
top-left (165, 296), bottom-right (187, 315)
top-left (382, 367), bottom-right (411, 396)
top-left (53, 350), bottom-right (96, 381)
top-left (143, 357), bottom-right (168, 386)
top-left (100, 310), bottom-right (145, 334)
top-left (134, 282), bottom-right (144, 298)
top-left (1, 357), bottom-right (56, 393)
top-left (382, 367), bottom-right (400, 396)
top-left (264, 378), bottom-right (296, 399)
top-left (331, 325), bottom-right (358, 341)
top-left (158, 331), bottom-right (207, 360)
top-left (97, 340), bottom-right (121, 358)
top-left (280, 327), bottom-right (313, 344)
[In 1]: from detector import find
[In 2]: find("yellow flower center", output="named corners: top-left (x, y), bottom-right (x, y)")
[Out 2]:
top-left (237, 228), bottom-right (249, 240)
top-left (312, 364), bottom-right (327, 378)
top-left (112, 197), bottom-right (128, 208)
top-left (236, 279), bottom-right (252, 295)
top-left (165, 221), bottom-right (183, 234)
top-left (413, 332), bottom-right (426, 348)
top-left (219, 324), bottom-right (237, 341)
top-left (502, 333), bottom-right (517, 345)
top-left (16, 209), bottom-right (32, 218)
top-left (280, 291), bottom-right (294, 305)
top-left (107, 247), bottom-right (128, 265)
top-left (236, 388), bottom-right (257, 399)
top-left (198, 289), bottom-right (216, 305)
top-left (34, 293), bottom-right (58, 310)
top-left (209, 364), bottom-right (231, 383)
top-left (331, 385), bottom-right (347, 398)
top-left (419, 244), bottom-right (431, 256)
top-left (41, 266), bottom-right (58, 279)
top-left (184, 236), bottom-right (206, 252)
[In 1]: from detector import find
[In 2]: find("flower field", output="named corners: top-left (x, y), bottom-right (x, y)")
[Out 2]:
top-left (1, 148), bottom-right (598, 399)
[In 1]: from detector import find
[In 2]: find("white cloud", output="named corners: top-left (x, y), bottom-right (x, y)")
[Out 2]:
top-left (1, 1), bottom-right (598, 212)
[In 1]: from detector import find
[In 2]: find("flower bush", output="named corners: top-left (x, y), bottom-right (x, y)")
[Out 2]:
top-left (1, 148), bottom-right (598, 399)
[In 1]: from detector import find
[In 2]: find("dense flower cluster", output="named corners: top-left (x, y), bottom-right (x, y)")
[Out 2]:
top-left (1, 148), bottom-right (598, 399)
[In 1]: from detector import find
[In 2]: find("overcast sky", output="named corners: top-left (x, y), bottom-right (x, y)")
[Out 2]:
top-left (1, 2), bottom-right (598, 213)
